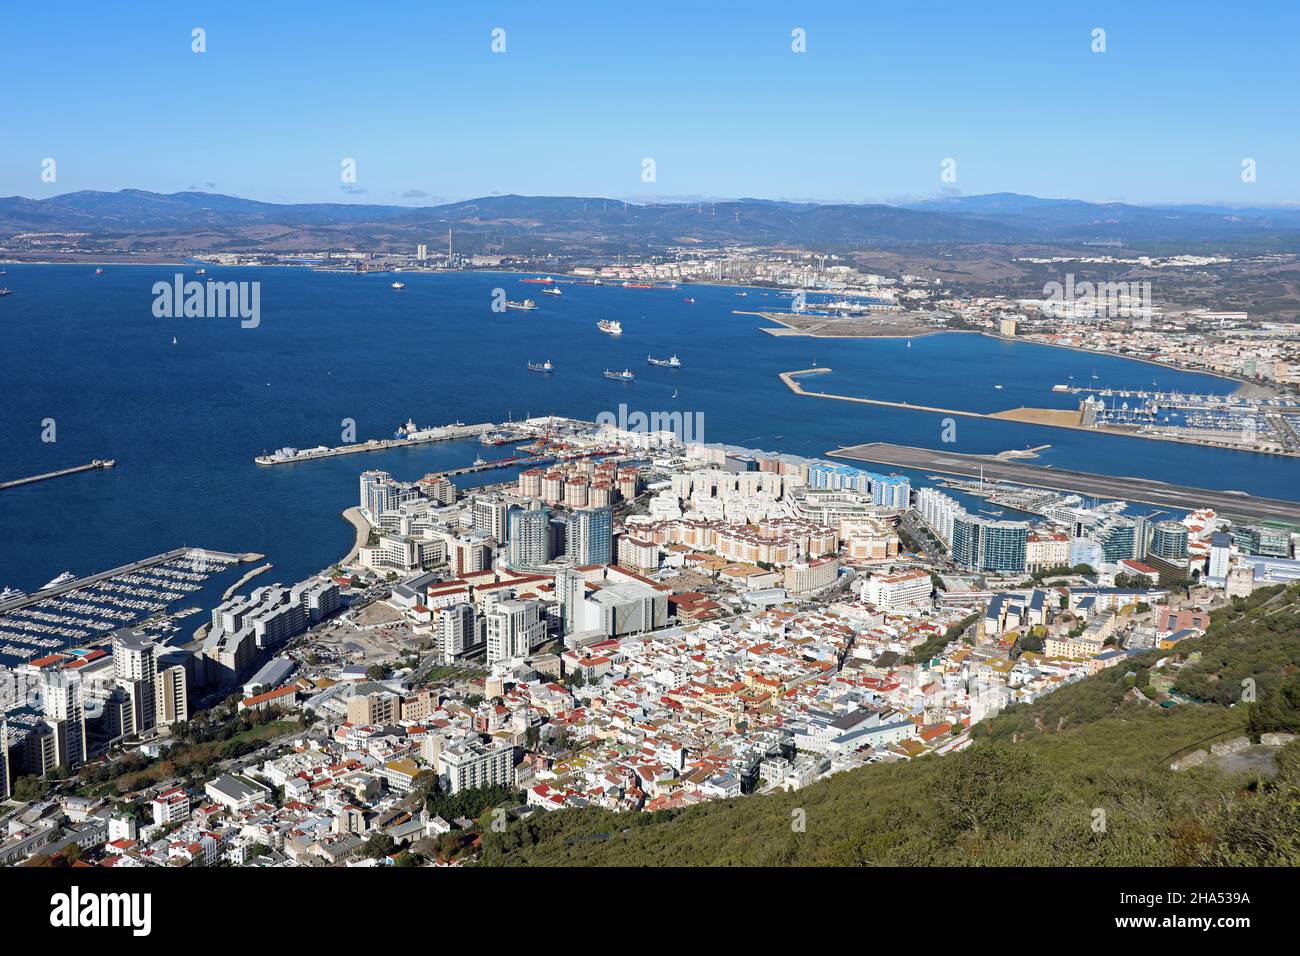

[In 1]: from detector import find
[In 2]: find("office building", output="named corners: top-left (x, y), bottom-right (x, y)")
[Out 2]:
top-left (1150, 521), bottom-right (1190, 561)
top-left (485, 599), bottom-right (546, 663)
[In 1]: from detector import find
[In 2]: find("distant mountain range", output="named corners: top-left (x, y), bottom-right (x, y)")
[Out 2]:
top-left (4, 188), bottom-right (1300, 256)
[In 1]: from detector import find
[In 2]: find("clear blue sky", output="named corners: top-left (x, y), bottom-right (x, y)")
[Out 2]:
top-left (3, 0), bottom-right (1297, 206)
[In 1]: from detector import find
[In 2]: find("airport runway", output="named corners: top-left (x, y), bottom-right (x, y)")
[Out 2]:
top-left (830, 442), bottom-right (1300, 524)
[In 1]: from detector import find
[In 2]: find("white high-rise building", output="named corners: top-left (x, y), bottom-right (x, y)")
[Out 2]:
top-left (485, 599), bottom-right (546, 664)
top-left (439, 603), bottom-right (482, 663)
top-left (554, 566), bottom-right (586, 636)
top-left (113, 630), bottom-right (158, 736)
top-left (41, 670), bottom-right (87, 771)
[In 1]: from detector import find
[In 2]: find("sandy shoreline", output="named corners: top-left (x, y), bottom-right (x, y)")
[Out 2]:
top-left (339, 507), bottom-right (370, 567)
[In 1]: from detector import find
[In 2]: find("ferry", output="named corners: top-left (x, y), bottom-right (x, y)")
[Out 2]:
top-left (542, 287), bottom-right (563, 296)
top-left (505, 299), bottom-right (537, 311)
top-left (597, 319), bottom-right (622, 335)
top-left (527, 360), bottom-right (554, 373)
top-left (40, 571), bottom-right (77, 591)
top-left (521, 276), bottom-right (555, 284)
top-left (647, 354), bottom-right (681, 368)
top-left (604, 368), bottom-right (635, 382)
top-left (391, 281), bottom-right (406, 289)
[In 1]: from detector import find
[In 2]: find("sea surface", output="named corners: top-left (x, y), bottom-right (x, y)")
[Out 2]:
top-left (1, 264), bottom-right (1296, 594)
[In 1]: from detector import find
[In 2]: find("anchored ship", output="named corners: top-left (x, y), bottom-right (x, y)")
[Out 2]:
top-left (521, 276), bottom-right (555, 284)
top-left (597, 319), bottom-right (622, 335)
top-left (604, 368), bottom-right (635, 382)
top-left (505, 298), bottom-right (537, 311)
top-left (527, 360), bottom-right (554, 372)
top-left (542, 287), bottom-right (563, 296)
top-left (647, 354), bottom-right (681, 368)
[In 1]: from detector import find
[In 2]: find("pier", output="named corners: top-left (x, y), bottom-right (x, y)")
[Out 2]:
top-left (0, 459), bottom-right (116, 491)
top-left (255, 422), bottom-right (495, 466)
top-left (829, 442), bottom-right (1300, 525)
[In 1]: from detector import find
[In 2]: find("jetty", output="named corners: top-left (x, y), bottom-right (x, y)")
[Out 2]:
top-left (0, 459), bottom-right (116, 491)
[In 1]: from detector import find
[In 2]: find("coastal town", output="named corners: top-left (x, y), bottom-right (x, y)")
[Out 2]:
top-left (3, 411), bottom-right (1296, 867)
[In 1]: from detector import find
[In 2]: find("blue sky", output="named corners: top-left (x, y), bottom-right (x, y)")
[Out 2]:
top-left (2, 0), bottom-right (1297, 206)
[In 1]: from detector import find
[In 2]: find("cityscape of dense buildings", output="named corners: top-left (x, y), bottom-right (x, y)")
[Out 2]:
top-left (4, 411), bottom-right (1296, 868)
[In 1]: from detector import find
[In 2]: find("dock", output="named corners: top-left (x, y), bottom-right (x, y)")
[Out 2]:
top-left (254, 423), bottom-right (495, 465)
top-left (0, 459), bottom-right (116, 491)
top-left (829, 442), bottom-right (1300, 525)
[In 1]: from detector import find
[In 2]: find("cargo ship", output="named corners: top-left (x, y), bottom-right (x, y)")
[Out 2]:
top-left (505, 299), bottom-right (538, 310)
top-left (597, 319), bottom-right (622, 335)
top-left (604, 368), bottom-right (635, 382)
top-left (647, 354), bottom-right (681, 368)
top-left (527, 360), bottom-right (553, 373)
top-left (622, 281), bottom-right (653, 289)
top-left (542, 287), bottom-right (562, 296)
top-left (521, 276), bottom-right (555, 284)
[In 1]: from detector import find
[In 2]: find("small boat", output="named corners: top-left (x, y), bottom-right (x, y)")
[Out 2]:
top-left (505, 299), bottom-right (537, 310)
top-left (994, 384), bottom-right (1003, 390)
top-left (604, 368), bottom-right (635, 382)
top-left (391, 281), bottom-right (406, 289)
top-left (472, 455), bottom-right (487, 466)
top-left (94, 267), bottom-right (104, 275)
top-left (0, 288), bottom-right (11, 297)
top-left (671, 389), bottom-right (678, 399)
top-left (542, 287), bottom-right (563, 296)
top-left (41, 571), bottom-right (77, 591)
top-left (648, 354), bottom-right (681, 368)
top-left (172, 336), bottom-right (178, 345)
top-left (735, 291), bottom-right (748, 297)
top-left (906, 340), bottom-right (912, 348)
top-left (527, 360), bottom-right (554, 373)
top-left (597, 319), bottom-right (622, 335)
top-left (683, 297), bottom-right (695, 304)
top-left (196, 268), bottom-right (206, 275)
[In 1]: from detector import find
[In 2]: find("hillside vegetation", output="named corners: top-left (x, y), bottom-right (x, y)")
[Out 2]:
top-left (480, 584), bottom-right (1300, 866)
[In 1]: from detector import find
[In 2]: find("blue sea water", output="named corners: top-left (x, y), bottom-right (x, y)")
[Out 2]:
top-left (0, 264), bottom-right (1295, 593)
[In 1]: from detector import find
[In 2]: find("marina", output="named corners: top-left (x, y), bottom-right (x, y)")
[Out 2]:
top-left (0, 548), bottom-right (259, 666)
